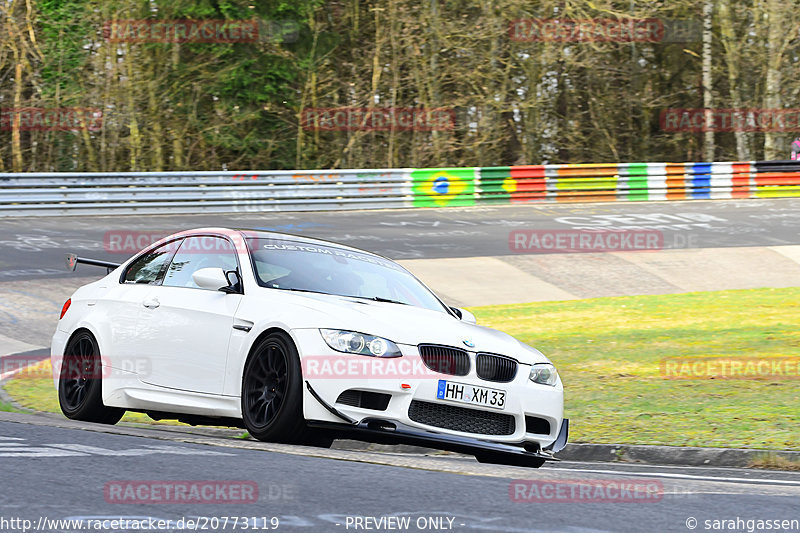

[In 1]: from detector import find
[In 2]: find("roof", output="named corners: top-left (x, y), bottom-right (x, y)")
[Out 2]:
top-left (171, 227), bottom-right (387, 260)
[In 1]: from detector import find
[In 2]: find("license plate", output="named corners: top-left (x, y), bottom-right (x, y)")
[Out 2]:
top-left (436, 380), bottom-right (506, 409)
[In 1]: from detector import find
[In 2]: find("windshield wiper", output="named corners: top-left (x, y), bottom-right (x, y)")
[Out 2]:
top-left (270, 287), bottom-right (407, 305)
top-left (271, 286), bottom-right (328, 295)
top-left (369, 296), bottom-right (408, 305)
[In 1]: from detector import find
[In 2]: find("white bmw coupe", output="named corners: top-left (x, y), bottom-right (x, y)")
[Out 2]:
top-left (53, 228), bottom-right (567, 467)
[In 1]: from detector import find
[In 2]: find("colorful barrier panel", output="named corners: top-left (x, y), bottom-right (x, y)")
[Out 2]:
top-left (469, 161), bottom-right (796, 205)
top-left (411, 168), bottom-right (476, 207)
top-left (1, 160), bottom-right (798, 216)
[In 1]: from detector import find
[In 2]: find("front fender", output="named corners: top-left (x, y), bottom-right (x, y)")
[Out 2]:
top-left (222, 318), bottom-right (305, 398)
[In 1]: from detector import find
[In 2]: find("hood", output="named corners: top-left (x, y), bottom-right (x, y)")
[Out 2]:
top-left (251, 288), bottom-right (550, 366)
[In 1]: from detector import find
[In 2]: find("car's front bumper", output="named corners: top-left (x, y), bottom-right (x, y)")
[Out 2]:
top-left (310, 414), bottom-right (569, 462)
top-left (294, 329), bottom-right (566, 451)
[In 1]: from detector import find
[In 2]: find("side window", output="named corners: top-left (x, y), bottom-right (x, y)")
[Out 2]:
top-left (122, 242), bottom-right (176, 284)
top-left (163, 236), bottom-right (238, 289)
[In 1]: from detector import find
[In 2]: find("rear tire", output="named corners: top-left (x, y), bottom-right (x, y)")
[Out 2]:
top-left (241, 332), bottom-right (310, 443)
top-left (475, 451), bottom-right (546, 468)
top-left (58, 330), bottom-right (124, 425)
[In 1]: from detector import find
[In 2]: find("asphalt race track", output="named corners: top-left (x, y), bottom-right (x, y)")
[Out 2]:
top-left (2, 413), bottom-right (800, 533)
top-left (1, 198), bottom-right (800, 532)
top-left (1, 198), bottom-right (800, 279)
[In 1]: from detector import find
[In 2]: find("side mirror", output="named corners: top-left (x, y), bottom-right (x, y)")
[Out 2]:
top-left (192, 267), bottom-right (230, 291)
top-left (450, 306), bottom-right (477, 325)
top-left (222, 270), bottom-right (243, 294)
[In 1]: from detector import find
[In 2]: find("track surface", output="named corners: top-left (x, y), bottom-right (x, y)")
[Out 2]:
top-left (1, 198), bottom-right (799, 280)
top-left (2, 413), bottom-right (799, 533)
top-left (2, 200), bottom-right (800, 532)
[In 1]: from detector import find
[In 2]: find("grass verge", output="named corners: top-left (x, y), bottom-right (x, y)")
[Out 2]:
top-left (0, 397), bottom-right (24, 413)
top-left (3, 361), bottom-right (183, 426)
top-left (749, 454), bottom-right (800, 471)
top-left (472, 287), bottom-right (800, 450)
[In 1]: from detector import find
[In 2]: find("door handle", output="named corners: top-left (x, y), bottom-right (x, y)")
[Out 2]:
top-left (142, 297), bottom-right (160, 309)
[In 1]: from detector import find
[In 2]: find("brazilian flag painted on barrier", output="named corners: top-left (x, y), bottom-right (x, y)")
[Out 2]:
top-left (411, 168), bottom-right (476, 207)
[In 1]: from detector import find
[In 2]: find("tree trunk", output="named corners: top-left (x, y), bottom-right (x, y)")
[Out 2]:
top-left (718, 0), bottom-right (750, 160)
top-left (171, 43), bottom-right (184, 169)
top-left (12, 60), bottom-right (24, 172)
top-left (147, 77), bottom-right (164, 171)
top-left (702, 0), bottom-right (714, 162)
top-left (763, 0), bottom-right (784, 160)
top-left (124, 44), bottom-right (141, 170)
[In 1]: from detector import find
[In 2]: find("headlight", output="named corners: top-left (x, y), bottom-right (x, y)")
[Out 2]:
top-left (529, 363), bottom-right (558, 386)
top-left (320, 329), bottom-right (402, 358)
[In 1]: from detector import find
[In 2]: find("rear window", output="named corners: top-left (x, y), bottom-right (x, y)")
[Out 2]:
top-left (122, 242), bottom-right (176, 284)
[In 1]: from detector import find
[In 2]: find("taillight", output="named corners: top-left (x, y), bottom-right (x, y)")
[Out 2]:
top-left (60, 298), bottom-right (71, 320)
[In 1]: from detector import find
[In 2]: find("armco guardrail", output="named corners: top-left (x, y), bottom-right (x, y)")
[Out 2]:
top-left (1, 161), bottom-right (798, 216)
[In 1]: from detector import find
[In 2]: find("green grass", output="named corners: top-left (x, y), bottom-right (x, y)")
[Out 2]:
top-left (0, 397), bottom-right (23, 413)
top-left (5, 287), bottom-right (799, 450)
top-left (470, 287), bottom-right (800, 450)
top-left (3, 362), bottom-right (186, 426)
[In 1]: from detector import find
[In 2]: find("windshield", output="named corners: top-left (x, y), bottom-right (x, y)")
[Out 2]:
top-left (246, 238), bottom-right (448, 313)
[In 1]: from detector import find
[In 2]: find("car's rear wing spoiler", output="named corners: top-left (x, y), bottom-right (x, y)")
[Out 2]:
top-left (65, 253), bottom-right (121, 274)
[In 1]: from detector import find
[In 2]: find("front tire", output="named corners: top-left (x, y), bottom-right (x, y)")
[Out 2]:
top-left (241, 332), bottom-right (309, 443)
top-left (58, 330), bottom-right (124, 425)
